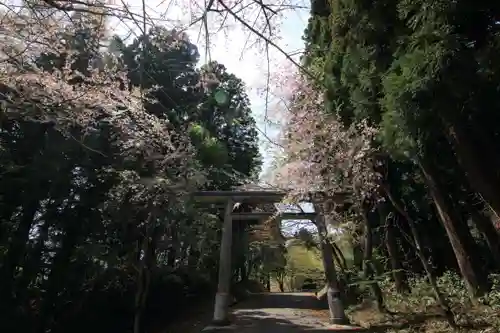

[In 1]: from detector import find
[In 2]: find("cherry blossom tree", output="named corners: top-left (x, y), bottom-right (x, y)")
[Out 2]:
top-left (265, 69), bottom-right (391, 317)
top-left (270, 70), bottom-right (379, 202)
top-left (0, 5), bottom-right (203, 184)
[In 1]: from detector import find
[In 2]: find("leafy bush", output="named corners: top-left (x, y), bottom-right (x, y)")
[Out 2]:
top-left (349, 271), bottom-right (500, 332)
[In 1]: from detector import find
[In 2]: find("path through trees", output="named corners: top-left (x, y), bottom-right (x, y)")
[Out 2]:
top-left (193, 186), bottom-right (351, 325)
top-left (201, 293), bottom-right (362, 332)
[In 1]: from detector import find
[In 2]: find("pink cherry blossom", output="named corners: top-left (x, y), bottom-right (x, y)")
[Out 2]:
top-left (270, 72), bottom-right (380, 202)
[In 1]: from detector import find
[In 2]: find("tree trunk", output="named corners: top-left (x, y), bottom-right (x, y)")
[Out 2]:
top-left (38, 208), bottom-right (81, 333)
top-left (384, 214), bottom-right (409, 293)
top-left (1, 198), bottom-right (39, 297)
top-left (419, 159), bottom-right (487, 298)
top-left (470, 208), bottom-right (500, 270)
top-left (134, 205), bottom-right (158, 333)
top-left (276, 273), bottom-right (285, 292)
top-left (382, 184), bottom-right (455, 326)
top-left (443, 118), bottom-right (500, 220)
top-left (17, 215), bottom-right (50, 304)
top-left (360, 204), bottom-right (386, 312)
top-left (239, 261), bottom-right (247, 282)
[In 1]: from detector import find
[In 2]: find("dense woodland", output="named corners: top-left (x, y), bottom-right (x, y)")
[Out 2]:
top-left (271, 0), bottom-right (500, 331)
top-left (1, 1), bottom-right (500, 333)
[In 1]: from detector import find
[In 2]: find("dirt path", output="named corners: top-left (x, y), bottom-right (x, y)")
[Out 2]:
top-left (202, 293), bottom-right (364, 332)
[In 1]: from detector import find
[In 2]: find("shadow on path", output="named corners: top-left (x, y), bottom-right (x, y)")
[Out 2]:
top-left (202, 293), bottom-right (364, 332)
top-left (235, 292), bottom-right (324, 310)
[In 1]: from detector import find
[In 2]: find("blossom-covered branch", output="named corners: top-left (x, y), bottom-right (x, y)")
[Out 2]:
top-left (0, 6), bottom-right (205, 198)
top-left (270, 71), bottom-right (380, 202)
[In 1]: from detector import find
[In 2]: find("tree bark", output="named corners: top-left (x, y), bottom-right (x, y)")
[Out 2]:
top-left (265, 273), bottom-right (271, 291)
top-left (384, 214), bottom-right (409, 293)
top-left (419, 159), bottom-right (487, 298)
top-left (1, 198), bottom-right (40, 298)
top-left (17, 214), bottom-right (50, 305)
top-left (469, 208), bottom-right (500, 270)
top-left (134, 204), bottom-right (159, 333)
top-left (38, 204), bottom-right (82, 333)
top-left (443, 118), bottom-right (500, 220)
top-left (360, 204), bottom-right (386, 312)
top-left (381, 184), bottom-right (455, 326)
top-left (276, 273), bottom-right (285, 292)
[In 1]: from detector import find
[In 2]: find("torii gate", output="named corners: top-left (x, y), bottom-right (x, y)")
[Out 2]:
top-left (193, 186), bottom-right (351, 325)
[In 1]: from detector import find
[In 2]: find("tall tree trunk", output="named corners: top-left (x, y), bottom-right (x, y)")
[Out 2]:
top-left (443, 118), bottom-right (500, 219)
top-left (360, 204), bottom-right (386, 312)
top-left (419, 159), bottom-right (488, 298)
top-left (469, 208), bottom-right (500, 270)
top-left (276, 271), bottom-right (285, 292)
top-left (1, 198), bottom-right (39, 301)
top-left (38, 209), bottom-right (81, 333)
top-left (351, 242), bottom-right (363, 270)
top-left (1, 123), bottom-right (48, 295)
top-left (17, 216), bottom-right (50, 305)
top-left (384, 214), bottom-right (409, 293)
top-left (134, 205), bottom-right (158, 333)
top-left (239, 260), bottom-right (247, 282)
top-left (382, 185), bottom-right (455, 326)
top-left (350, 220), bottom-right (364, 271)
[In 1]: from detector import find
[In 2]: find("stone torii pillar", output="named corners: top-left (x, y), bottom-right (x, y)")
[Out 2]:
top-left (212, 199), bottom-right (233, 325)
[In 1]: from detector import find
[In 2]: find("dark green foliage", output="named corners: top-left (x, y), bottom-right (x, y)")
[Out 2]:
top-left (302, 0), bottom-right (500, 306)
top-left (0, 16), bottom-right (262, 333)
top-left (118, 27), bottom-right (261, 189)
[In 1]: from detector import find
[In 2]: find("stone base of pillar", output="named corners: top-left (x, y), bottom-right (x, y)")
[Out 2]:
top-left (329, 317), bottom-right (350, 325)
top-left (326, 288), bottom-right (349, 325)
top-left (212, 292), bottom-right (231, 326)
top-left (210, 319), bottom-right (232, 327)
